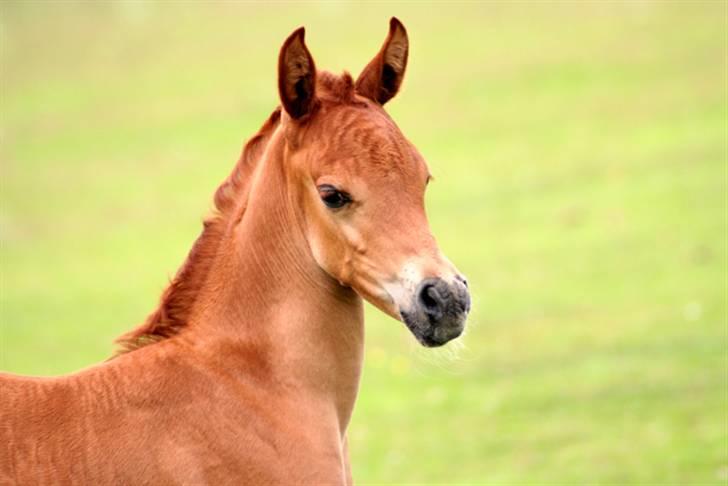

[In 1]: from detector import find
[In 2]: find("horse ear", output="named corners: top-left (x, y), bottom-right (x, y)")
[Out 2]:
top-left (355, 17), bottom-right (409, 105)
top-left (278, 27), bottom-right (317, 119)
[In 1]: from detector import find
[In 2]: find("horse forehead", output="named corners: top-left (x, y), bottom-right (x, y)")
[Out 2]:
top-left (320, 107), bottom-right (424, 176)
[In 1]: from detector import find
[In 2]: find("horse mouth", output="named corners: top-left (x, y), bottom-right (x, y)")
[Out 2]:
top-left (400, 309), bottom-right (466, 347)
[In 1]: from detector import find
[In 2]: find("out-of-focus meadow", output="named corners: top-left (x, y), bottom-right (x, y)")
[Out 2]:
top-left (1, 2), bottom-right (726, 483)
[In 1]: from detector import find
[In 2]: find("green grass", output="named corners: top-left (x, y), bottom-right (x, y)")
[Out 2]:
top-left (1, 2), bottom-right (726, 484)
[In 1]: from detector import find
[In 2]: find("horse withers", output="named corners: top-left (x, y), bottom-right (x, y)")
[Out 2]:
top-left (1, 18), bottom-right (470, 484)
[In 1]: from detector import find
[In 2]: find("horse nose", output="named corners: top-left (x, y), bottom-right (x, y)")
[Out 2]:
top-left (417, 277), bottom-right (470, 324)
top-left (402, 277), bottom-right (470, 347)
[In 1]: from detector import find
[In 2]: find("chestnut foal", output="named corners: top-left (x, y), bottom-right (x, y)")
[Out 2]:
top-left (1, 18), bottom-right (470, 484)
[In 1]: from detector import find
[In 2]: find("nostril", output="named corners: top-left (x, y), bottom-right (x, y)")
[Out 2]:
top-left (456, 274), bottom-right (468, 288)
top-left (420, 284), bottom-right (440, 311)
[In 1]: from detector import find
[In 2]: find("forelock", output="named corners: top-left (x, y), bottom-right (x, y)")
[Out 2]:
top-left (316, 71), bottom-right (360, 105)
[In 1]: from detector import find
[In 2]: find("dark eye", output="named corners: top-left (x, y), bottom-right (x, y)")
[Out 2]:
top-left (318, 184), bottom-right (351, 209)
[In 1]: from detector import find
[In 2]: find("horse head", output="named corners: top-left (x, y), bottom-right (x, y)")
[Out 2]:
top-left (276, 18), bottom-right (470, 347)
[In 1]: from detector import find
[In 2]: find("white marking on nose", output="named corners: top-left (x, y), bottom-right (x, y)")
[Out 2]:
top-left (382, 260), bottom-right (423, 313)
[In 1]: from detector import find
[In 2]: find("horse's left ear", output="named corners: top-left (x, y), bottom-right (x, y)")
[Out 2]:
top-left (355, 17), bottom-right (409, 105)
top-left (278, 27), bottom-right (317, 119)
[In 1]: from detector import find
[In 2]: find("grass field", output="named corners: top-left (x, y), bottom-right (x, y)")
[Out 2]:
top-left (1, 2), bottom-right (726, 484)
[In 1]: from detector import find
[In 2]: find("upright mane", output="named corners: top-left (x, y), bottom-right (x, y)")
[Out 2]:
top-left (115, 71), bottom-right (358, 355)
top-left (115, 108), bottom-right (281, 354)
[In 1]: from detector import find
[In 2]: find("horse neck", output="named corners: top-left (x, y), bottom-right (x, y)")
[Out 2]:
top-left (186, 128), bottom-right (365, 431)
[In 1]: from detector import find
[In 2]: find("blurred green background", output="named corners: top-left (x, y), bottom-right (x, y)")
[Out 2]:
top-left (1, 1), bottom-right (726, 484)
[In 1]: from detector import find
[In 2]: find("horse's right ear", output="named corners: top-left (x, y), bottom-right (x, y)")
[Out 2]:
top-left (278, 27), bottom-right (317, 120)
